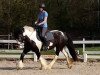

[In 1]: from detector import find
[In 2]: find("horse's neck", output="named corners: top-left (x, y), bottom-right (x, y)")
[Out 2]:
top-left (29, 30), bottom-right (36, 40)
top-left (29, 30), bottom-right (42, 50)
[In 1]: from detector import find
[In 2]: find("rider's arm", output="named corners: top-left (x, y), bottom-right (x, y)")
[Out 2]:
top-left (38, 17), bottom-right (47, 25)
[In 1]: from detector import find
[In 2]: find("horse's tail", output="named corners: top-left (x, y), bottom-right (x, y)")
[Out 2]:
top-left (65, 33), bottom-right (78, 61)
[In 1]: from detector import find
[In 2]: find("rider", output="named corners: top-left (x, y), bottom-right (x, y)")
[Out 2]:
top-left (35, 3), bottom-right (49, 50)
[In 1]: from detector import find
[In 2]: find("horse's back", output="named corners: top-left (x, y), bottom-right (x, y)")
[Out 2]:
top-left (46, 30), bottom-right (63, 41)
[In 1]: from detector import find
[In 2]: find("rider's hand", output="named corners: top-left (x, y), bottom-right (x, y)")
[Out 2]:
top-left (38, 23), bottom-right (41, 25)
top-left (35, 21), bottom-right (37, 24)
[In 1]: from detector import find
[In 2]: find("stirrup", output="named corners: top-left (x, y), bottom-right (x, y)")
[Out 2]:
top-left (43, 45), bottom-right (48, 51)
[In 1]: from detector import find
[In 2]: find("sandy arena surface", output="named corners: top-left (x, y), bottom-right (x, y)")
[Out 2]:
top-left (0, 59), bottom-right (100, 75)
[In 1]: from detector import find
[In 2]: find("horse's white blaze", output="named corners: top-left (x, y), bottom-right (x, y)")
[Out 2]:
top-left (64, 46), bottom-right (72, 58)
top-left (39, 56), bottom-right (48, 69)
top-left (17, 60), bottom-right (24, 69)
top-left (48, 55), bottom-right (58, 69)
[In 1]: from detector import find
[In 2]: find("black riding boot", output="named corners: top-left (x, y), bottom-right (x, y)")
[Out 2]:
top-left (42, 37), bottom-right (49, 51)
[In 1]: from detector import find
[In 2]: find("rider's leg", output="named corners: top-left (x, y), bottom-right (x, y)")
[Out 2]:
top-left (41, 27), bottom-right (49, 50)
top-left (36, 26), bottom-right (42, 39)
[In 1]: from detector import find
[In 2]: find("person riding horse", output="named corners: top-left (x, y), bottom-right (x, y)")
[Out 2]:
top-left (35, 3), bottom-right (49, 50)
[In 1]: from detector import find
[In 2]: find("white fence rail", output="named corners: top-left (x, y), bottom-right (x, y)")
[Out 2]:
top-left (73, 38), bottom-right (100, 62)
top-left (0, 38), bottom-right (100, 62)
top-left (0, 34), bottom-right (12, 49)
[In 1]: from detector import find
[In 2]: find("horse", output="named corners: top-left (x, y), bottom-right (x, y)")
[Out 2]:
top-left (15, 25), bottom-right (78, 70)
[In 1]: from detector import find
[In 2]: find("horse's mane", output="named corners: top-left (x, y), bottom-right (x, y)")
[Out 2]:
top-left (23, 26), bottom-right (35, 32)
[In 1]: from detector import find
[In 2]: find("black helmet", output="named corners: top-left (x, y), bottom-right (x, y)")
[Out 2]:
top-left (39, 3), bottom-right (45, 8)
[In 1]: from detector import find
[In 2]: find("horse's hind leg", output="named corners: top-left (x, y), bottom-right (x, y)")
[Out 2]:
top-left (62, 48), bottom-right (72, 69)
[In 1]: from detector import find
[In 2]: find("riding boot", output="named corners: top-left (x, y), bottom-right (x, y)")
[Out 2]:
top-left (42, 37), bottom-right (49, 51)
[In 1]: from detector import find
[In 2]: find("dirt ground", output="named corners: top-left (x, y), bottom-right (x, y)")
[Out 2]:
top-left (0, 59), bottom-right (100, 75)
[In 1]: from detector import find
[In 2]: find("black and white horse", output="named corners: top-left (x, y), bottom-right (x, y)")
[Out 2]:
top-left (15, 26), bottom-right (78, 69)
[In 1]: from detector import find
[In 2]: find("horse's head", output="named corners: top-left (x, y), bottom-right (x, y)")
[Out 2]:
top-left (23, 26), bottom-right (35, 37)
top-left (14, 27), bottom-right (24, 43)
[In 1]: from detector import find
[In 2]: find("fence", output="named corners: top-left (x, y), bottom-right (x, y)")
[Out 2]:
top-left (0, 34), bottom-right (13, 49)
top-left (0, 38), bottom-right (100, 62)
top-left (74, 38), bottom-right (100, 62)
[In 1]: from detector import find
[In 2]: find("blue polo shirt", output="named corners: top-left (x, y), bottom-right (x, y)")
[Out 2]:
top-left (38, 11), bottom-right (48, 27)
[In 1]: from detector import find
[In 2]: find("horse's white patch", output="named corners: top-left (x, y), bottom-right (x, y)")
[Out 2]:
top-left (59, 31), bottom-right (65, 36)
top-left (49, 42), bottom-right (53, 46)
top-left (50, 30), bottom-right (65, 37)
top-left (54, 47), bottom-right (56, 51)
top-left (50, 30), bottom-right (59, 32)
top-left (17, 60), bottom-right (24, 69)
top-left (48, 42), bottom-right (53, 49)
top-left (39, 56), bottom-right (48, 69)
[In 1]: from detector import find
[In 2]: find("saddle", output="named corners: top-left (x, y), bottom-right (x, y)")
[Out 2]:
top-left (45, 30), bottom-right (54, 41)
top-left (35, 28), bottom-right (54, 42)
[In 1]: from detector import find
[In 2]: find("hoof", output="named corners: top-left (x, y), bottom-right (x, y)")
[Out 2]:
top-left (40, 66), bottom-right (47, 70)
top-left (46, 66), bottom-right (52, 70)
top-left (40, 67), bottom-right (47, 70)
top-left (16, 67), bottom-right (23, 70)
top-left (16, 61), bottom-right (24, 70)
top-left (68, 65), bottom-right (72, 69)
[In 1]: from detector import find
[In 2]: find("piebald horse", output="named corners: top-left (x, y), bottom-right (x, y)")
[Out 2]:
top-left (16, 26), bottom-right (78, 69)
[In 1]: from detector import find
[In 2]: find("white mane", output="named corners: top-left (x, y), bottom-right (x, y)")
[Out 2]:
top-left (23, 26), bottom-right (35, 32)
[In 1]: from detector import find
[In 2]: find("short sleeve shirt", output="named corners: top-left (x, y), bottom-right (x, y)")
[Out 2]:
top-left (38, 11), bottom-right (48, 27)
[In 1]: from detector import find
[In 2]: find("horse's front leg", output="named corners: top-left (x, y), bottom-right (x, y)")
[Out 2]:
top-left (47, 48), bottom-right (59, 69)
top-left (16, 51), bottom-right (28, 69)
top-left (47, 55), bottom-right (58, 69)
top-left (39, 56), bottom-right (48, 70)
top-left (33, 49), bottom-right (48, 70)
